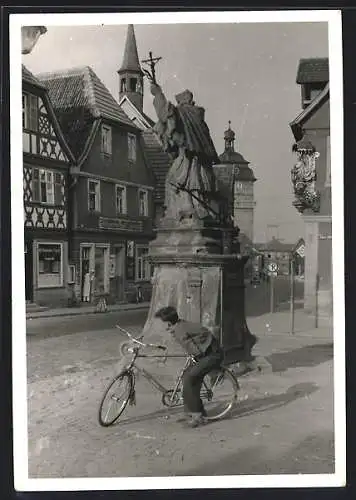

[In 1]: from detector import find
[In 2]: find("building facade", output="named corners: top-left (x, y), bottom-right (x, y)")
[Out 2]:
top-left (253, 237), bottom-right (305, 277)
top-left (290, 57), bottom-right (331, 323)
top-left (22, 65), bottom-right (75, 307)
top-left (37, 66), bottom-right (156, 304)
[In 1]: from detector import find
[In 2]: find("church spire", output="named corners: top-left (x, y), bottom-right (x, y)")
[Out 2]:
top-left (118, 24), bottom-right (144, 111)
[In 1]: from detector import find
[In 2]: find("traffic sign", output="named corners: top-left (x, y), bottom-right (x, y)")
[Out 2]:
top-left (267, 262), bottom-right (278, 273)
top-left (295, 244), bottom-right (305, 258)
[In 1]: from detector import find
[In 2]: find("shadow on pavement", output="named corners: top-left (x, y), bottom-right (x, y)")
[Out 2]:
top-left (181, 430), bottom-right (334, 476)
top-left (266, 343), bottom-right (333, 373)
top-left (114, 382), bottom-right (319, 428)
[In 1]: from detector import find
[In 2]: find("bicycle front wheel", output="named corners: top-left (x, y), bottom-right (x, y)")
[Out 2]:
top-left (98, 371), bottom-right (133, 427)
top-left (200, 367), bottom-right (239, 421)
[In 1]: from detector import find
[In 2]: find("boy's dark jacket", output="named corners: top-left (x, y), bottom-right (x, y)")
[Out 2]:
top-left (169, 320), bottom-right (218, 357)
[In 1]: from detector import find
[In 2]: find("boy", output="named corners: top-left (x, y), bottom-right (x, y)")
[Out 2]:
top-left (154, 306), bottom-right (223, 428)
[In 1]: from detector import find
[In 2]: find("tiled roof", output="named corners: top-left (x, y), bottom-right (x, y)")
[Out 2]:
top-left (142, 129), bottom-right (171, 203)
top-left (219, 149), bottom-right (248, 165)
top-left (296, 58), bottom-right (329, 84)
top-left (36, 66), bottom-right (135, 127)
top-left (22, 64), bottom-right (47, 90)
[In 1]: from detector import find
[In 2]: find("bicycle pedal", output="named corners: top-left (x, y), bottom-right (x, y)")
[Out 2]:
top-left (129, 389), bottom-right (136, 406)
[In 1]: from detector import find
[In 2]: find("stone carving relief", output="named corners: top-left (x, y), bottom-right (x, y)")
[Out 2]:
top-left (291, 140), bottom-right (320, 213)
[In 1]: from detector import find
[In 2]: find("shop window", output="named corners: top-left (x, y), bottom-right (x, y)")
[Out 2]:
top-left (136, 246), bottom-right (150, 281)
top-left (31, 168), bottom-right (63, 205)
top-left (115, 184), bottom-right (127, 214)
top-left (128, 133), bottom-right (137, 162)
top-left (88, 180), bottom-right (100, 212)
top-left (37, 243), bottom-right (63, 288)
top-left (23, 92), bottom-right (38, 131)
top-left (138, 189), bottom-right (148, 217)
top-left (101, 125), bottom-right (112, 156)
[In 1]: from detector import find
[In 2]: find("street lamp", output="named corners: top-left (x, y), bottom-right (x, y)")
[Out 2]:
top-left (21, 26), bottom-right (47, 55)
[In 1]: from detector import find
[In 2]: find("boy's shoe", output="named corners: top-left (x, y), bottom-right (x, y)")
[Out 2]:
top-left (182, 413), bottom-right (207, 428)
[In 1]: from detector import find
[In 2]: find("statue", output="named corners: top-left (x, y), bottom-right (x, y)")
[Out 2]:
top-left (142, 52), bottom-right (220, 223)
top-left (291, 139), bottom-right (320, 213)
top-left (151, 82), bottom-right (220, 222)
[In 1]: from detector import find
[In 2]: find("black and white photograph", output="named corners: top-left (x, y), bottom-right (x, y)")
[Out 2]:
top-left (10, 9), bottom-right (345, 491)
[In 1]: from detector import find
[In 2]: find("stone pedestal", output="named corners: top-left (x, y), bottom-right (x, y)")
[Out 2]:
top-left (142, 217), bottom-right (256, 365)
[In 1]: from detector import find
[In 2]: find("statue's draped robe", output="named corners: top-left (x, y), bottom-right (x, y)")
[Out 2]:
top-left (152, 84), bottom-right (219, 220)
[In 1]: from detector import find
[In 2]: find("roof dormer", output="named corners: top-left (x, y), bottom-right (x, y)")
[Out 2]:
top-left (296, 58), bottom-right (329, 109)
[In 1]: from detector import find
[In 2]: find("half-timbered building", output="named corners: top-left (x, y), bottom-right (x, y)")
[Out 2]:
top-left (22, 65), bottom-right (75, 307)
top-left (37, 66), bottom-right (156, 304)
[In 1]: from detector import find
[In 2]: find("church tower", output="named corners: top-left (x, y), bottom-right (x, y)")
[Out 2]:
top-left (218, 122), bottom-right (256, 245)
top-left (118, 24), bottom-right (144, 112)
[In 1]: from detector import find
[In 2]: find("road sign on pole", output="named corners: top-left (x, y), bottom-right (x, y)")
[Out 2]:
top-left (290, 258), bottom-right (295, 335)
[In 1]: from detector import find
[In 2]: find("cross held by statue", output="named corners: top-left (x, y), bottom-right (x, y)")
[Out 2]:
top-left (141, 51), bottom-right (162, 84)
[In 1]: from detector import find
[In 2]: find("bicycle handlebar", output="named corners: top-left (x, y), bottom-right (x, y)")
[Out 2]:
top-left (116, 324), bottom-right (167, 351)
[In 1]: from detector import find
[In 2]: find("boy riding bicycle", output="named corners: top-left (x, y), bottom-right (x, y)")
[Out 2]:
top-left (154, 306), bottom-right (223, 428)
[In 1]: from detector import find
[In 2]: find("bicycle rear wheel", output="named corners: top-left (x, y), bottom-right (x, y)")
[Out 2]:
top-left (98, 371), bottom-right (133, 427)
top-left (200, 367), bottom-right (239, 421)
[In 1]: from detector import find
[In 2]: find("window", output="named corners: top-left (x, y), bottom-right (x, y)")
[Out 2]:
top-left (138, 189), bottom-right (148, 216)
top-left (325, 135), bottom-right (331, 186)
top-left (37, 243), bottom-right (63, 288)
top-left (136, 246), bottom-right (150, 281)
top-left (120, 78), bottom-right (127, 92)
top-left (31, 168), bottom-right (63, 205)
top-left (130, 78), bottom-right (137, 92)
top-left (101, 125), bottom-right (112, 156)
top-left (128, 133), bottom-right (137, 162)
top-left (115, 184), bottom-right (127, 214)
top-left (88, 180), bottom-right (100, 212)
top-left (23, 93), bottom-right (38, 131)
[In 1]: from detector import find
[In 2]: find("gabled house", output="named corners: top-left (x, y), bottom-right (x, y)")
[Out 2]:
top-left (37, 66), bottom-right (156, 304)
top-left (290, 57), bottom-right (331, 323)
top-left (22, 65), bottom-right (75, 307)
top-left (118, 24), bottom-right (172, 224)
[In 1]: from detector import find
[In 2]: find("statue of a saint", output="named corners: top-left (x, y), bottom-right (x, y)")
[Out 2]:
top-left (150, 82), bottom-right (219, 222)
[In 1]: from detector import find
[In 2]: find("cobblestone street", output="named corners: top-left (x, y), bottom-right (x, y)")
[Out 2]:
top-left (26, 309), bottom-right (335, 478)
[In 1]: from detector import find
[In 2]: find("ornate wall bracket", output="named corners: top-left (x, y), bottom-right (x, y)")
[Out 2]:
top-left (291, 139), bottom-right (321, 214)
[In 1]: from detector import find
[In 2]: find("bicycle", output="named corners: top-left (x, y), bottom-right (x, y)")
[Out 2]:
top-left (98, 324), bottom-right (240, 427)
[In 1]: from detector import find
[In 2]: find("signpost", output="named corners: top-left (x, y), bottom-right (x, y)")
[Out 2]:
top-left (267, 262), bottom-right (278, 314)
top-left (289, 257), bottom-right (295, 334)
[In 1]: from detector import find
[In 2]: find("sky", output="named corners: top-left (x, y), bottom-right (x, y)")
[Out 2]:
top-left (23, 21), bottom-right (329, 243)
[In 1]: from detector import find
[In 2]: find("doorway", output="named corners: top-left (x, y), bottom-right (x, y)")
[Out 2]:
top-left (81, 246), bottom-right (91, 301)
top-left (25, 239), bottom-right (33, 302)
top-left (114, 245), bottom-right (125, 301)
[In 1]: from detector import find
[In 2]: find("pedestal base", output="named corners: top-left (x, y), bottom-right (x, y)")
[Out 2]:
top-left (142, 253), bottom-right (257, 364)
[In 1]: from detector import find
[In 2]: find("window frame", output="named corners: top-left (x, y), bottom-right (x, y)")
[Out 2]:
top-left (37, 241), bottom-right (64, 288)
top-left (115, 184), bottom-right (127, 215)
top-left (31, 167), bottom-right (64, 206)
top-left (87, 179), bottom-right (101, 213)
top-left (138, 188), bottom-right (149, 217)
top-left (23, 92), bottom-right (38, 132)
top-left (101, 124), bottom-right (112, 156)
top-left (135, 245), bottom-right (150, 281)
top-left (128, 133), bottom-right (137, 162)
